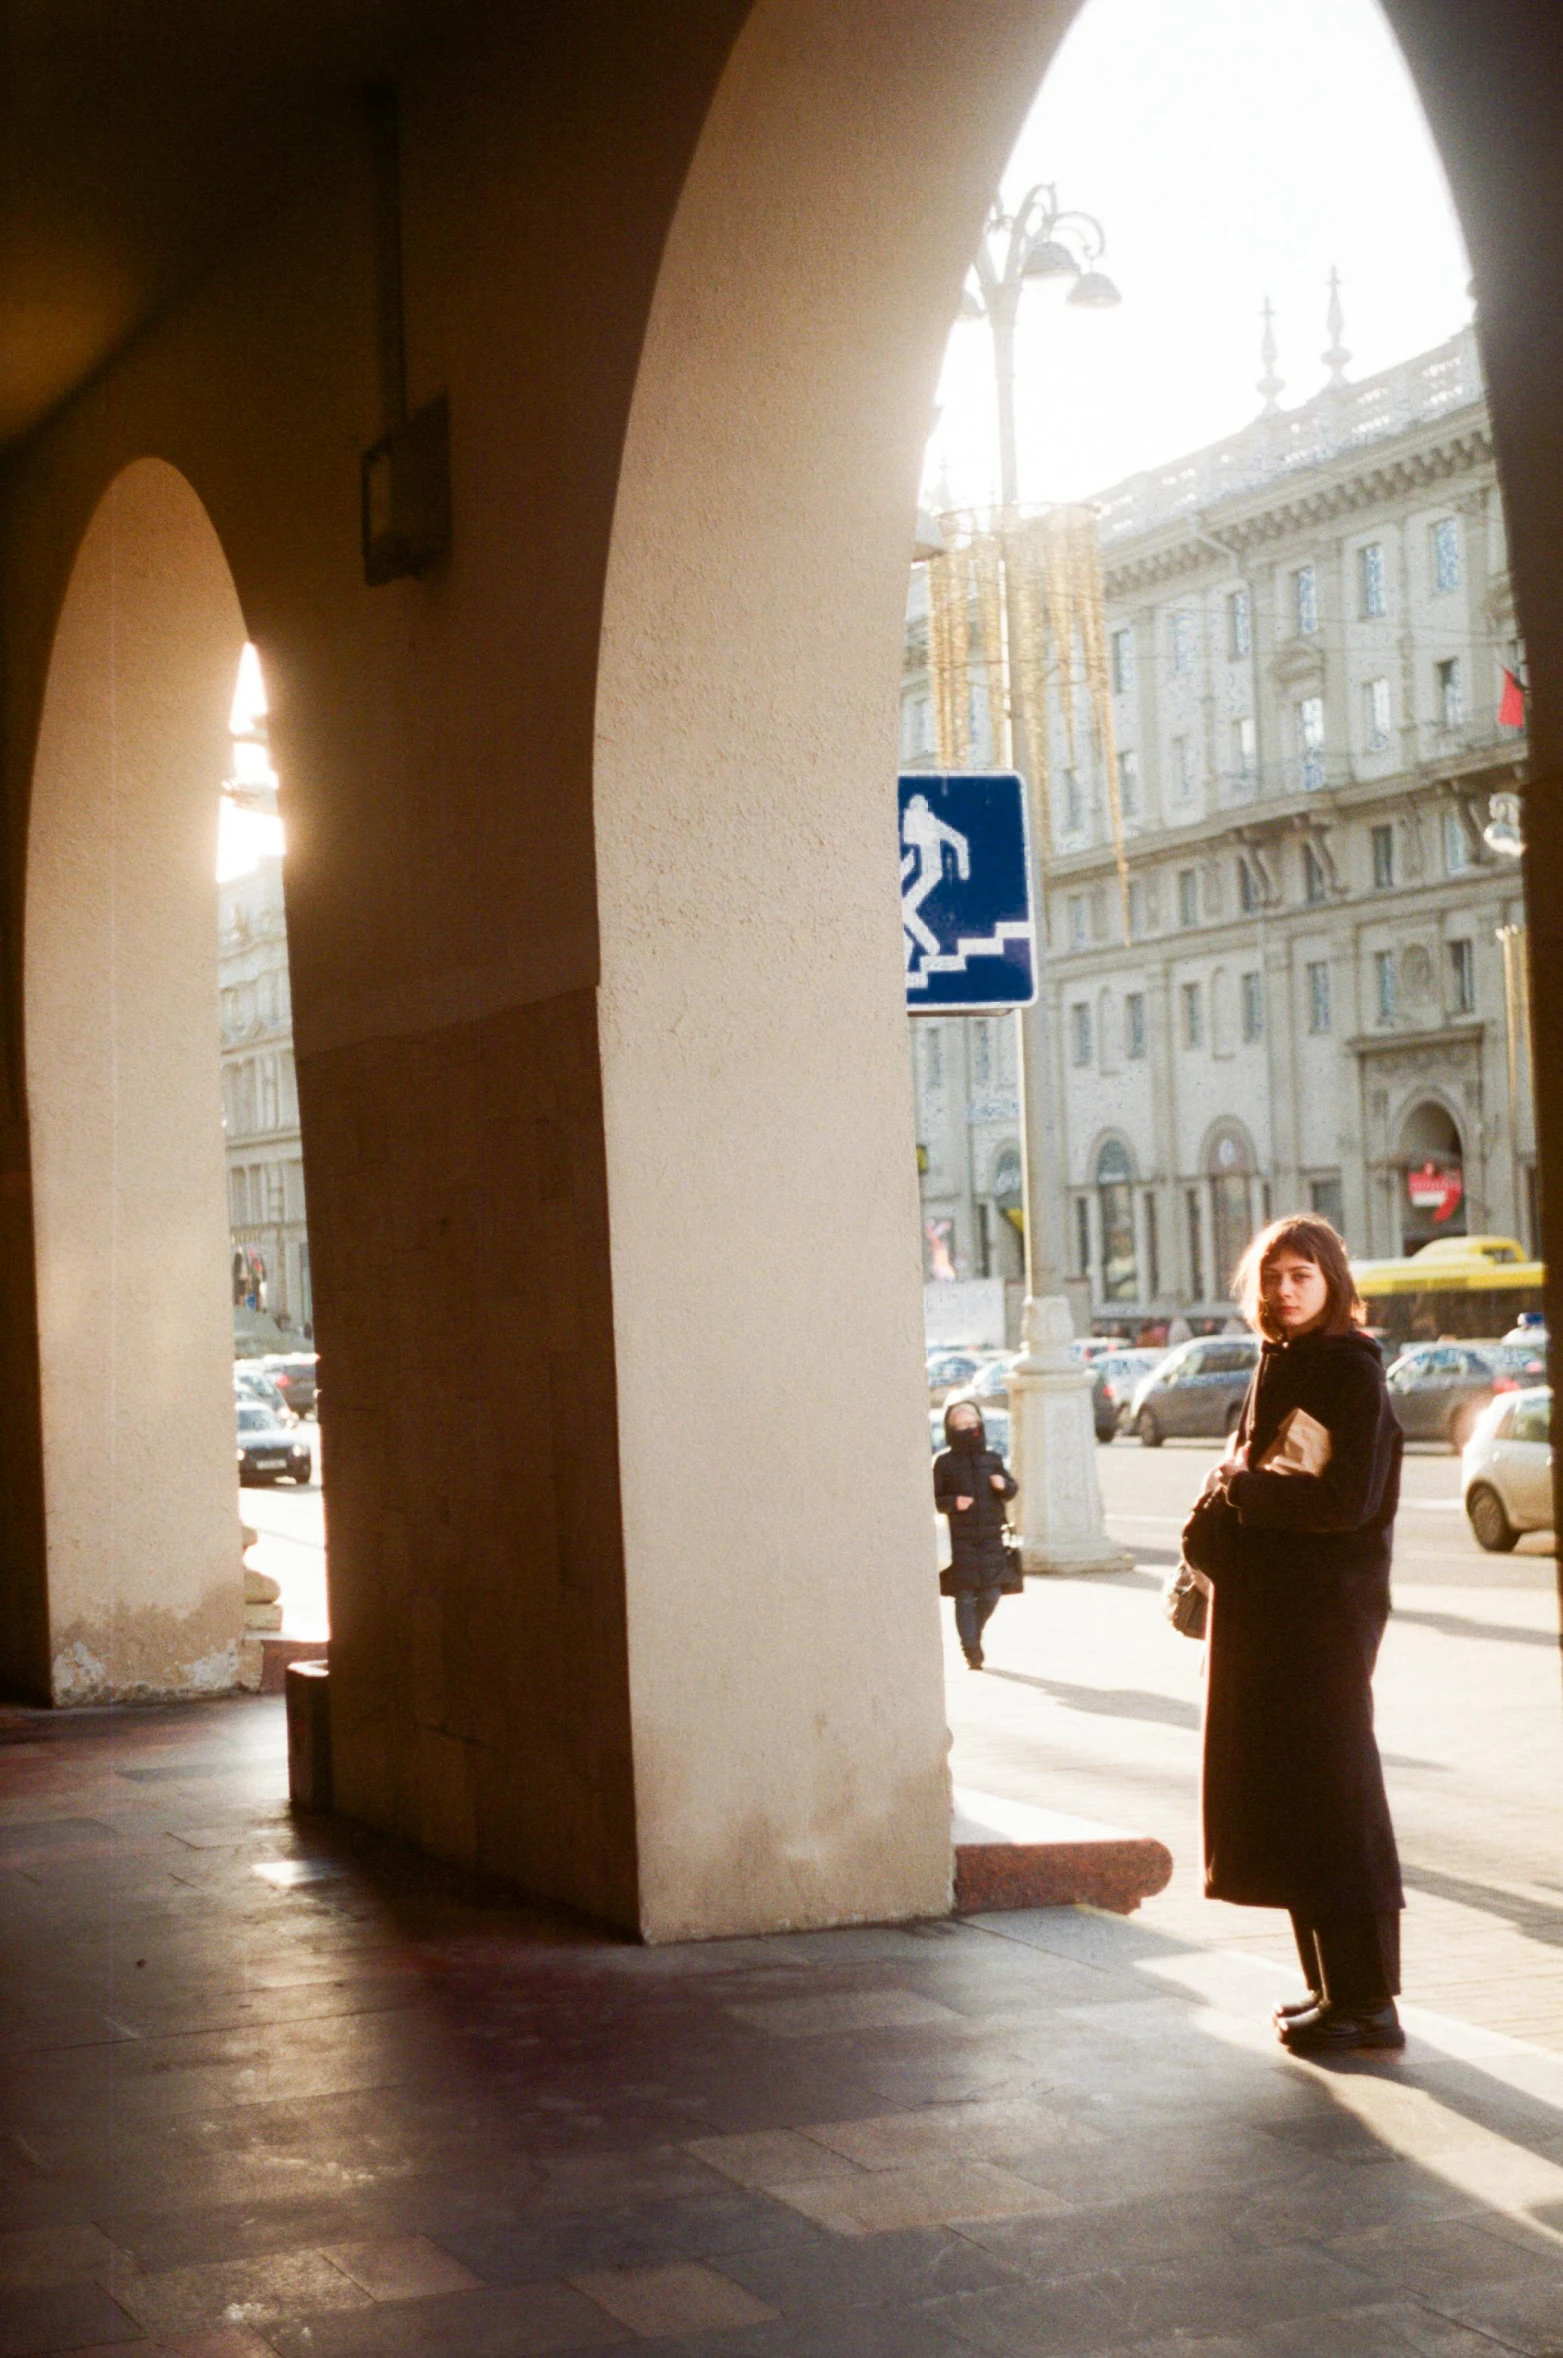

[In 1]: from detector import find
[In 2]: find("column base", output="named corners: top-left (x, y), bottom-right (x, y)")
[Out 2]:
top-left (1008, 1293), bottom-right (1135, 1578)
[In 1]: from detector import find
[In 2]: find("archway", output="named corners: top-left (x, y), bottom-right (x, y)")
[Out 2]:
top-left (1398, 1096), bottom-right (1467, 1249)
top-left (590, 0), bottom-right (1559, 1936)
top-left (25, 459), bottom-right (248, 1702)
top-left (1201, 1120), bottom-right (1260, 1309)
top-left (1093, 1136), bottom-right (1139, 1305)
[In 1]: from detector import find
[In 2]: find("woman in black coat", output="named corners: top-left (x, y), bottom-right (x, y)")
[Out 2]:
top-left (934, 1400), bottom-right (1017, 1670)
top-left (1185, 1213), bottom-right (1405, 2055)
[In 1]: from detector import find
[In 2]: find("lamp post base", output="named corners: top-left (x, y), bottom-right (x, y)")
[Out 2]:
top-left (1009, 1294), bottom-right (1135, 1577)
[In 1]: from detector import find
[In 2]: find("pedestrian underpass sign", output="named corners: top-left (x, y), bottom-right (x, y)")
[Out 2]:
top-left (899, 771), bottom-right (1036, 1011)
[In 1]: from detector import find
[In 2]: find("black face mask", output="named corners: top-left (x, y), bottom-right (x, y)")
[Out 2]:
top-left (948, 1421), bottom-right (983, 1451)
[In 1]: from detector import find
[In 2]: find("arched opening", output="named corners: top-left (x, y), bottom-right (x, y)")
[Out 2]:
top-left (1204, 1121), bottom-right (1261, 1308)
top-left (23, 459), bottom-right (317, 1701)
top-left (1094, 1135), bottom-right (1138, 1306)
top-left (592, 0), bottom-right (1553, 1934)
top-left (988, 1142), bottom-right (1025, 1281)
top-left (1397, 1096), bottom-right (1467, 1250)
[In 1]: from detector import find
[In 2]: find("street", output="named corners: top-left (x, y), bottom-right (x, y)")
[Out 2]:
top-left (255, 1424), bottom-right (1563, 2045)
top-left (948, 1436), bottom-right (1563, 2048)
top-left (242, 1417), bottom-right (327, 1643)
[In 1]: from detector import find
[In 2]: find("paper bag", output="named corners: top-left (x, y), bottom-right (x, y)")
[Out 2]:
top-left (1258, 1405), bottom-right (1332, 1477)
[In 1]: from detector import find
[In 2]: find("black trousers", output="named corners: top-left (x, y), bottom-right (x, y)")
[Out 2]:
top-left (1290, 1910), bottom-right (1401, 2007)
top-left (954, 1584), bottom-right (1003, 1655)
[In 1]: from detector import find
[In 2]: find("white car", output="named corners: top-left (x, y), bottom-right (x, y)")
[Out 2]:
top-left (1462, 1385), bottom-right (1553, 1551)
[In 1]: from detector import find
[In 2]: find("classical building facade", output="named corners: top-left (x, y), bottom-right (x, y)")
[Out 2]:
top-left (219, 852), bottom-right (311, 1335)
top-left (906, 325), bottom-right (1535, 1326)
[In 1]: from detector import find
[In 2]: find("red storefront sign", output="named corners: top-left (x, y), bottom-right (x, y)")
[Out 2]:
top-left (1406, 1161), bottom-right (1463, 1223)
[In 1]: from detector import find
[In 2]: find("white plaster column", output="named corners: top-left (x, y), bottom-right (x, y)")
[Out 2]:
top-left (25, 460), bottom-right (245, 1702)
top-left (594, 0), bottom-right (1073, 1937)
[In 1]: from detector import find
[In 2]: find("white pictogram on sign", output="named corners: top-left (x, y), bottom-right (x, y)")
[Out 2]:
top-left (901, 793), bottom-right (970, 968)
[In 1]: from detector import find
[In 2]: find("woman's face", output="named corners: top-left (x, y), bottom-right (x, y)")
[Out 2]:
top-left (948, 1404), bottom-right (981, 1437)
top-left (1264, 1247), bottom-right (1330, 1336)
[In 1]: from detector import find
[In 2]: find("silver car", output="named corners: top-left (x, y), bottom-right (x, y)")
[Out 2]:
top-left (1462, 1385), bottom-right (1553, 1551)
top-left (1128, 1334), bottom-right (1260, 1446)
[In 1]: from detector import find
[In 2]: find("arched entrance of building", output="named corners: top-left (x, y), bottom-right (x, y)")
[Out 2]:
top-left (1202, 1121), bottom-right (1262, 1311)
top-left (24, 459), bottom-right (249, 1702)
top-left (1397, 1098), bottom-right (1467, 1251)
top-left (1094, 1136), bottom-right (1139, 1307)
top-left (988, 1143), bottom-right (1026, 1280)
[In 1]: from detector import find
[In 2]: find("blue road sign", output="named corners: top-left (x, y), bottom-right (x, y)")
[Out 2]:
top-left (899, 772), bottom-right (1036, 1011)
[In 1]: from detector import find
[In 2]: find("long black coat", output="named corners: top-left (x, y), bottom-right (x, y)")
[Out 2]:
top-left (934, 1408), bottom-right (1017, 1590)
top-left (1196, 1328), bottom-right (1404, 1917)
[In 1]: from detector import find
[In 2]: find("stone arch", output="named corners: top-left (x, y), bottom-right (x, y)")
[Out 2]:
top-left (1396, 1092), bottom-right (1468, 1243)
top-left (25, 458), bottom-right (248, 1702)
top-left (587, 0), bottom-right (1541, 1935)
top-left (1090, 1129), bottom-right (1139, 1186)
top-left (1091, 1133), bottom-right (1139, 1304)
top-left (986, 1140), bottom-right (1026, 1279)
top-left (1397, 1095), bottom-right (1465, 1165)
top-left (1201, 1119), bottom-right (1261, 1304)
top-left (1200, 1118), bottom-right (1258, 1179)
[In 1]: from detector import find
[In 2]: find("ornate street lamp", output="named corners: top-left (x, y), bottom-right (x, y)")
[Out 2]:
top-left (954, 184), bottom-right (1130, 1577)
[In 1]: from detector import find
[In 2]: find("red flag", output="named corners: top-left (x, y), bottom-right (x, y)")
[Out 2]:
top-left (1499, 666), bottom-right (1527, 728)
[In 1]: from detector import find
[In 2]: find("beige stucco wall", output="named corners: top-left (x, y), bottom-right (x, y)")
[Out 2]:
top-left (595, 0), bottom-right (1070, 1940)
top-left (25, 460), bottom-right (245, 1701)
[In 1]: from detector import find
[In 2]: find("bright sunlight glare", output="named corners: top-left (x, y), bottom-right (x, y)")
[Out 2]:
top-left (217, 798), bottom-right (284, 883)
top-left (218, 640), bottom-right (282, 881)
top-left (926, 0), bottom-right (1473, 511)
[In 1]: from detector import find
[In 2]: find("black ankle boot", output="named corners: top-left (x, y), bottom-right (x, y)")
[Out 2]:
top-left (1277, 2000), bottom-right (1404, 2055)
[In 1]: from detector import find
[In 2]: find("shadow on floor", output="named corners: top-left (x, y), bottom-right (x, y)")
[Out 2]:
top-left (982, 1668), bottom-right (1200, 1731)
top-left (1393, 1606), bottom-right (1561, 1650)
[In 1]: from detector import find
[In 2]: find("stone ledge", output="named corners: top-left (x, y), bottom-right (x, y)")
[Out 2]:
top-left (259, 1635), bottom-right (328, 1694)
top-left (953, 1786), bottom-right (1173, 1916)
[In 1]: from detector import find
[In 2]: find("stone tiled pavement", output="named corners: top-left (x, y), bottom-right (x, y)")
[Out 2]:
top-left (5, 1701), bottom-right (1563, 2354)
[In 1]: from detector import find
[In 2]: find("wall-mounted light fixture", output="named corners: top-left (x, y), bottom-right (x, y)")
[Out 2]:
top-left (361, 85), bottom-right (451, 586)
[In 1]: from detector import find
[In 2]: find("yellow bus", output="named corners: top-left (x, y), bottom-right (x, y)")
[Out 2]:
top-left (1350, 1235), bottom-right (1546, 1345)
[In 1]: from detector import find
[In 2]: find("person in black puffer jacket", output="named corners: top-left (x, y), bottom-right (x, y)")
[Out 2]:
top-left (1184, 1211), bottom-right (1405, 2057)
top-left (934, 1400), bottom-right (1017, 1669)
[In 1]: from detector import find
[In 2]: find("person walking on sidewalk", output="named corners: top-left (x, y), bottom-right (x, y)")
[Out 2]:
top-left (1180, 1213), bottom-right (1406, 2055)
top-left (935, 1400), bottom-right (1017, 1670)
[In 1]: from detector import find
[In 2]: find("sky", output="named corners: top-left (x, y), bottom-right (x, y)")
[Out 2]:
top-left (925, 0), bottom-right (1474, 512)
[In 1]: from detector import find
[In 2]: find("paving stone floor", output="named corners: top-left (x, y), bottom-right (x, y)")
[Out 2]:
top-left (4, 1697), bottom-right (1563, 2355)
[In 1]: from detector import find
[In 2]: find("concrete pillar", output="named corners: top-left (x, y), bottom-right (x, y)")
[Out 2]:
top-left (24, 461), bottom-right (245, 1701)
top-left (594, 0), bottom-right (1067, 1938)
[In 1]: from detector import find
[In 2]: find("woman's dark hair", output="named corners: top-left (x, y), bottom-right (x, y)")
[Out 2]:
top-left (1234, 1212), bottom-right (1362, 1341)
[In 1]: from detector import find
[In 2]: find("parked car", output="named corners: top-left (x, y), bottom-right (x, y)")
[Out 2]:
top-left (234, 1364), bottom-right (292, 1420)
top-left (1384, 1341), bottom-right (1522, 1452)
top-left (236, 1402), bottom-right (313, 1486)
top-left (927, 1349), bottom-right (994, 1405)
top-left (1487, 1339), bottom-right (1549, 1389)
top-left (1463, 1385), bottom-right (1553, 1551)
top-left (959, 1354), bottom-right (1017, 1407)
top-left (260, 1352), bottom-right (318, 1416)
top-left (1128, 1334), bottom-right (1260, 1446)
top-left (1091, 1347), bottom-right (1167, 1442)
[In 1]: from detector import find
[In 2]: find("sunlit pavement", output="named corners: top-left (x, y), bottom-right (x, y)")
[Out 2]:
top-left (946, 1438), bottom-right (1563, 2054)
top-left (242, 1417), bottom-right (327, 1643)
top-left (247, 1426), bottom-right (1563, 2052)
